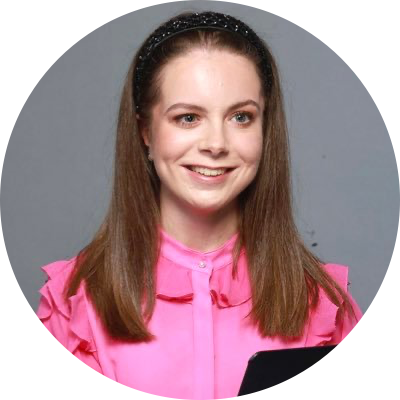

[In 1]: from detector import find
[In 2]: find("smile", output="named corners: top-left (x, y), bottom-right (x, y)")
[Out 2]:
top-left (183, 165), bottom-right (236, 184)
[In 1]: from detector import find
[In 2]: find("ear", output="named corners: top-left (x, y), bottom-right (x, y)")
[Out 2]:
top-left (136, 113), bottom-right (150, 146)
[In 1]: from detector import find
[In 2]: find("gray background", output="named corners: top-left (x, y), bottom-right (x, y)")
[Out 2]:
top-left (0, 0), bottom-right (398, 314)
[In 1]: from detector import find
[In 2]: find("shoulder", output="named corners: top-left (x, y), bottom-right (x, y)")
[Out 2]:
top-left (37, 254), bottom-right (86, 316)
top-left (40, 256), bottom-right (78, 286)
top-left (37, 255), bottom-right (82, 318)
top-left (321, 263), bottom-right (349, 290)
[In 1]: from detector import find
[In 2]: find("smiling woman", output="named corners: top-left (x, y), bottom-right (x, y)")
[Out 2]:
top-left (36, 10), bottom-right (362, 400)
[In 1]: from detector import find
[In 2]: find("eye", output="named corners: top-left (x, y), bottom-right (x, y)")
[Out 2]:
top-left (174, 114), bottom-right (196, 126)
top-left (174, 111), bottom-right (254, 127)
top-left (234, 112), bottom-right (253, 125)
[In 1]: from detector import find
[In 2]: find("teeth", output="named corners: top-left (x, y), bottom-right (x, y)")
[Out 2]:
top-left (189, 166), bottom-right (227, 176)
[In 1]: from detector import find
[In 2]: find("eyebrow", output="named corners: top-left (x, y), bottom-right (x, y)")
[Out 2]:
top-left (164, 99), bottom-right (261, 115)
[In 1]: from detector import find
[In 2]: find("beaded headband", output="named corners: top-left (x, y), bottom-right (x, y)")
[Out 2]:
top-left (134, 11), bottom-right (273, 111)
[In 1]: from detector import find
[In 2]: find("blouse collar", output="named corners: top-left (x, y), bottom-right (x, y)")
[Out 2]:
top-left (159, 226), bottom-right (241, 272)
top-left (156, 226), bottom-right (251, 308)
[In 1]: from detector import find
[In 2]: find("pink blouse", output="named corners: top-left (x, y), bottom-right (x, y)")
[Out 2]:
top-left (36, 228), bottom-right (362, 399)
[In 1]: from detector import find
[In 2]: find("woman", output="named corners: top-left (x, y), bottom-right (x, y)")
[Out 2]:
top-left (36, 11), bottom-right (362, 400)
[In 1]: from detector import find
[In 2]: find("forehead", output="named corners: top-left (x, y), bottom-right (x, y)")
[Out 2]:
top-left (157, 49), bottom-right (263, 107)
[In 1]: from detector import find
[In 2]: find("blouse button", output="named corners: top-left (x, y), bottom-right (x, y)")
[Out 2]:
top-left (198, 261), bottom-right (206, 268)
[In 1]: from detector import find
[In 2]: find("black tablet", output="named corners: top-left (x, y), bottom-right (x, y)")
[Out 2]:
top-left (238, 345), bottom-right (336, 396)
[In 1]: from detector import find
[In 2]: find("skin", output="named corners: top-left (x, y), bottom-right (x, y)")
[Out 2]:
top-left (140, 49), bottom-right (265, 252)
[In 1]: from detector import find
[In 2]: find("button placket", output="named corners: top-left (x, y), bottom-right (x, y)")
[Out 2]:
top-left (191, 256), bottom-right (215, 399)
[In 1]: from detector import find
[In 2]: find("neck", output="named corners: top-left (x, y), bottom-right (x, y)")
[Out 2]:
top-left (160, 195), bottom-right (239, 253)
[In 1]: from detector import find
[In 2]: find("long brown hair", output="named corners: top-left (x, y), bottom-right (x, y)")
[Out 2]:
top-left (65, 11), bottom-right (355, 341)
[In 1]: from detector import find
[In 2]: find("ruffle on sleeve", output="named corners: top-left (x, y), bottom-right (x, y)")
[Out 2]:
top-left (37, 257), bottom-right (96, 354)
top-left (156, 250), bottom-right (251, 308)
top-left (305, 263), bottom-right (349, 346)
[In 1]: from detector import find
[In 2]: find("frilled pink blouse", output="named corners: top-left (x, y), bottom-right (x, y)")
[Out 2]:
top-left (36, 228), bottom-right (362, 400)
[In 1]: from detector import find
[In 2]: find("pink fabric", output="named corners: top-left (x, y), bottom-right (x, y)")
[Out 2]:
top-left (36, 228), bottom-right (362, 399)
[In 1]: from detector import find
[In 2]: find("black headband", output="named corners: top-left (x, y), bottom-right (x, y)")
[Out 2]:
top-left (134, 11), bottom-right (273, 111)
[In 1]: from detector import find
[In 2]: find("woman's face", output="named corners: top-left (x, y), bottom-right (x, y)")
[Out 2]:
top-left (141, 49), bottom-right (264, 216)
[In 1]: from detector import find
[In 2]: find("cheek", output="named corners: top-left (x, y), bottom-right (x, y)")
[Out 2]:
top-left (152, 125), bottom-right (191, 160)
top-left (235, 134), bottom-right (263, 166)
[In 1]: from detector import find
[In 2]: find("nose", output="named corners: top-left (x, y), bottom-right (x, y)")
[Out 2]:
top-left (198, 121), bottom-right (228, 156)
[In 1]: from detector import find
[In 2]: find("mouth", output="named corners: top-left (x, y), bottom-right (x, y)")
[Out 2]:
top-left (183, 165), bottom-right (236, 173)
top-left (182, 165), bottom-right (237, 187)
